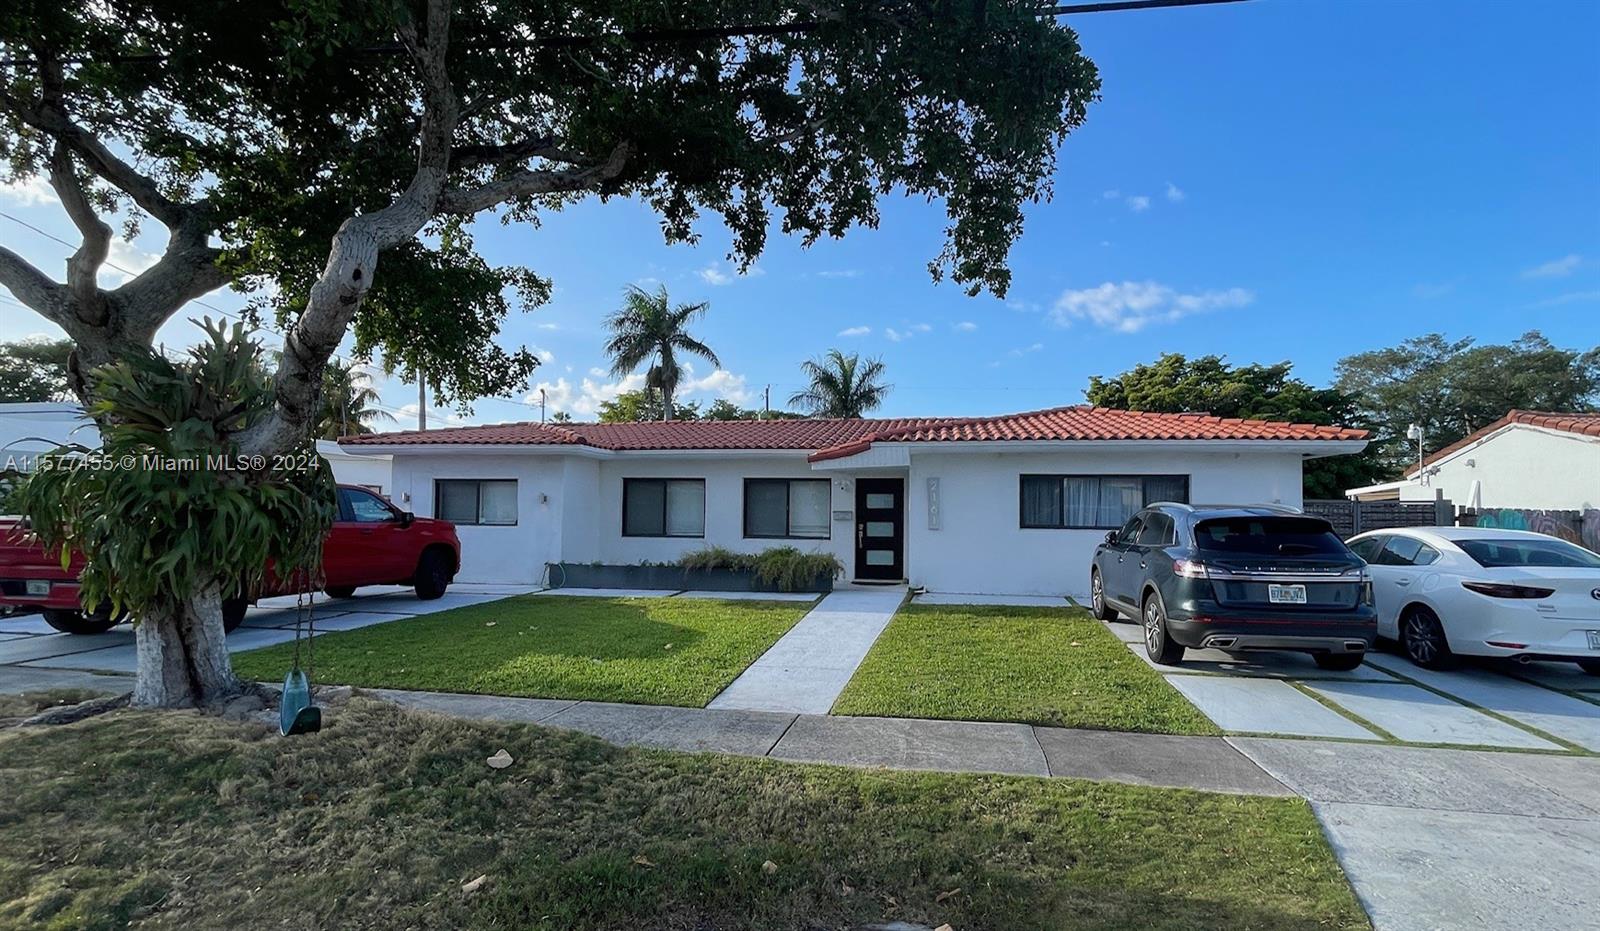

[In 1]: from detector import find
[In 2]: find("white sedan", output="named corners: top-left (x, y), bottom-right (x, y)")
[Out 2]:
top-left (1346, 526), bottom-right (1600, 672)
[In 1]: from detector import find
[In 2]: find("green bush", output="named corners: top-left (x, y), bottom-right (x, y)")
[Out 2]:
top-left (678, 546), bottom-right (843, 592)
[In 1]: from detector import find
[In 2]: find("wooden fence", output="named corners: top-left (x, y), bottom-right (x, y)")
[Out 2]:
top-left (1304, 498), bottom-right (1600, 553)
top-left (1456, 508), bottom-right (1600, 554)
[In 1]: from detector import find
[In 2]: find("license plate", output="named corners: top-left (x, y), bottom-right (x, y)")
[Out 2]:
top-left (1268, 583), bottom-right (1307, 605)
top-left (1587, 631), bottom-right (1600, 651)
top-left (24, 580), bottom-right (50, 596)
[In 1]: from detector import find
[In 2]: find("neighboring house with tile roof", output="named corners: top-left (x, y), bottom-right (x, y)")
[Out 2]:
top-left (343, 405), bottom-right (1368, 596)
top-left (1345, 410), bottom-right (1600, 510)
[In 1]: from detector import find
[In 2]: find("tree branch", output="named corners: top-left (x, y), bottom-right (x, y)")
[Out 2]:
top-left (240, 0), bottom-right (459, 456)
top-left (438, 141), bottom-right (631, 215)
top-left (452, 136), bottom-right (588, 168)
top-left (0, 247), bottom-right (70, 325)
top-left (46, 144), bottom-right (112, 323)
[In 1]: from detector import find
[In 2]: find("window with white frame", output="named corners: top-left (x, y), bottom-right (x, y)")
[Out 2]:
top-left (435, 479), bottom-right (518, 526)
top-left (744, 478), bottom-right (831, 539)
top-left (1019, 474), bottom-right (1189, 530)
top-left (622, 478), bottom-right (706, 537)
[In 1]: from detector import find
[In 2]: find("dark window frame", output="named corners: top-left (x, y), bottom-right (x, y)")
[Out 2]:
top-left (434, 479), bottom-right (519, 526)
top-left (622, 477), bottom-right (707, 538)
top-left (743, 478), bottom-right (832, 540)
top-left (1019, 474), bottom-right (1191, 530)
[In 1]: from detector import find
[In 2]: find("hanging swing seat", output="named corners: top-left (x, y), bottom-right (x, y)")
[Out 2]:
top-left (280, 569), bottom-right (323, 737)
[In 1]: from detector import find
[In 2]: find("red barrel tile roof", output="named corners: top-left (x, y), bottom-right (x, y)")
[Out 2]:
top-left (1403, 410), bottom-right (1600, 476)
top-left (343, 405), bottom-right (1367, 458)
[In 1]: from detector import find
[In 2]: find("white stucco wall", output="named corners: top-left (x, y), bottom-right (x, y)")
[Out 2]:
top-left (1404, 426), bottom-right (1600, 510)
top-left (593, 455), bottom-right (852, 569)
top-left (386, 452), bottom-right (569, 584)
top-left (904, 449), bottom-right (1305, 597)
top-left (317, 440), bottom-right (392, 493)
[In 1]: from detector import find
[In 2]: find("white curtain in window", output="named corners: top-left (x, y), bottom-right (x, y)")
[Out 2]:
top-left (788, 481), bottom-right (831, 537)
top-left (479, 481), bottom-right (518, 525)
top-left (1064, 477), bottom-right (1100, 527)
top-left (665, 481), bottom-right (705, 536)
top-left (1101, 478), bottom-right (1142, 527)
top-left (437, 481), bottom-right (479, 523)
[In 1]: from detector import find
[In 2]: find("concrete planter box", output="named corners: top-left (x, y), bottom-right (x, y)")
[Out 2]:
top-left (549, 562), bottom-right (834, 594)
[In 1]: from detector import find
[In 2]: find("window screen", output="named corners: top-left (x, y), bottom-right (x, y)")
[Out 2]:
top-left (434, 480), bottom-right (517, 526)
top-left (744, 479), bottom-right (830, 539)
top-left (623, 479), bottom-right (705, 537)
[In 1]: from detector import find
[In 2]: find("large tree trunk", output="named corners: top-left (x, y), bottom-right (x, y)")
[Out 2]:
top-left (132, 583), bottom-right (241, 708)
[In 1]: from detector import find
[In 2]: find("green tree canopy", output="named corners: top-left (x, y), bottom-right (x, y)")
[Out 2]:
top-left (0, 0), bottom-right (1099, 706)
top-left (0, 337), bottom-right (73, 403)
top-left (1085, 353), bottom-right (1384, 499)
top-left (1334, 331), bottom-right (1600, 469)
top-left (789, 350), bottom-right (890, 418)
top-left (597, 388), bottom-right (700, 423)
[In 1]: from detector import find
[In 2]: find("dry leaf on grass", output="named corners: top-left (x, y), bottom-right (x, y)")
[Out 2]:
top-left (486, 749), bottom-right (513, 769)
top-left (839, 880), bottom-right (854, 897)
top-left (761, 860), bottom-right (778, 875)
top-left (631, 855), bottom-right (656, 868)
top-left (935, 888), bottom-right (961, 903)
top-left (935, 924), bottom-right (954, 931)
top-left (461, 875), bottom-right (488, 894)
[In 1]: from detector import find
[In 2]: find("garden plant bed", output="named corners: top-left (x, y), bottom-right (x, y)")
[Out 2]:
top-left (0, 698), bottom-right (1368, 930)
top-left (232, 595), bottom-right (809, 707)
top-left (550, 562), bottom-right (834, 593)
top-left (832, 604), bottom-right (1220, 735)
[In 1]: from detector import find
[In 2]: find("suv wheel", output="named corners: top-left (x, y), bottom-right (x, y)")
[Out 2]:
top-left (1400, 606), bottom-right (1457, 670)
top-left (1143, 591), bottom-right (1185, 666)
top-left (1089, 569), bottom-right (1118, 621)
top-left (1314, 652), bottom-right (1365, 672)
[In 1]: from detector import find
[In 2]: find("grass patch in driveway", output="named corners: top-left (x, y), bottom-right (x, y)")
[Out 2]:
top-left (832, 604), bottom-right (1219, 735)
top-left (231, 595), bottom-right (807, 707)
top-left (0, 698), bottom-right (1366, 930)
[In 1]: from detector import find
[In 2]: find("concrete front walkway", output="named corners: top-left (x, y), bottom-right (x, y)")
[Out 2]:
top-left (707, 584), bottom-right (907, 714)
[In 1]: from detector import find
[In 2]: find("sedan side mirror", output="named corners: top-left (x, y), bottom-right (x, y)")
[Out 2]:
top-left (1104, 530), bottom-right (1118, 545)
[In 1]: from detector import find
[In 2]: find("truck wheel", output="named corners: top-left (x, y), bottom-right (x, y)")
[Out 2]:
top-left (413, 549), bottom-right (451, 601)
top-left (222, 597), bottom-right (249, 633)
top-left (41, 607), bottom-right (121, 635)
top-left (324, 586), bottom-right (357, 599)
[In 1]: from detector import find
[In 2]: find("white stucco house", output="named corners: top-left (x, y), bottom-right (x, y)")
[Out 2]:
top-left (341, 405), bottom-right (1367, 597)
top-left (1345, 410), bottom-right (1600, 511)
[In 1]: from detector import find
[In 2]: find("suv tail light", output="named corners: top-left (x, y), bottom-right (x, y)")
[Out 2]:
top-left (1173, 558), bottom-right (1209, 579)
top-left (1461, 581), bottom-right (1555, 599)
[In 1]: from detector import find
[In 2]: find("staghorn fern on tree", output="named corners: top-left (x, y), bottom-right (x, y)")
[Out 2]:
top-left (13, 321), bottom-right (337, 707)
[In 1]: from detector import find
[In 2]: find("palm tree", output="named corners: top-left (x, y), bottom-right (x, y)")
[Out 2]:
top-left (317, 359), bottom-right (394, 439)
top-left (789, 350), bottom-right (891, 418)
top-left (603, 284), bottom-right (721, 421)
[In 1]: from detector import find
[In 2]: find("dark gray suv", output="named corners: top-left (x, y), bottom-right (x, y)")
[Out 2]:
top-left (1090, 504), bottom-right (1377, 670)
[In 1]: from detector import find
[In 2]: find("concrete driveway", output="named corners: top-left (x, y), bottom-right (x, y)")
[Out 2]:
top-left (0, 583), bottom-right (540, 680)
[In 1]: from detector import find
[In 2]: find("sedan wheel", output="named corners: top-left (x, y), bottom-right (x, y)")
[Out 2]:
top-left (1401, 607), bottom-right (1456, 670)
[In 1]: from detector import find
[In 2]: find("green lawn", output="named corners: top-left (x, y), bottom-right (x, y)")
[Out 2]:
top-left (0, 698), bottom-right (1366, 930)
top-left (231, 595), bottom-right (809, 707)
top-left (832, 604), bottom-right (1219, 735)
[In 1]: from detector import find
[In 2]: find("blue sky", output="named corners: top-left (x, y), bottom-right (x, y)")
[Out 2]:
top-left (1, 0), bottom-right (1597, 428)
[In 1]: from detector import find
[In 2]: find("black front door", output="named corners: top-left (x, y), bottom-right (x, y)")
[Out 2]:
top-left (854, 478), bottom-right (904, 581)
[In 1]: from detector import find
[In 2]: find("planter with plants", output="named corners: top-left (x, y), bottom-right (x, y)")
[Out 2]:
top-left (548, 546), bottom-right (841, 593)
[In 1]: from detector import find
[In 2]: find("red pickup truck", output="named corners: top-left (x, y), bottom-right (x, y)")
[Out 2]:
top-left (0, 484), bottom-right (460, 634)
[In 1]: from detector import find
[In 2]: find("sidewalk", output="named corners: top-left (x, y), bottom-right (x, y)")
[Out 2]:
top-left (374, 686), bottom-right (1294, 796)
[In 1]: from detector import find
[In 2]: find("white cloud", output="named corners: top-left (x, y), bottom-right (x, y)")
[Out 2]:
top-left (885, 328), bottom-right (907, 342)
top-left (526, 364), bottom-right (750, 417)
top-left (99, 239), bottom-right (160, 285)
top-left (954, 321), bottom-right (978, 332)
top-left (1101, 189), bottom-right (1121, 200)
top-left (1164, 182), bottom-right (1185, 203)
top-left (1051, 281), bottom-right (1254, 333)
top-left (0, 176), bottom-right (55, 207)
top-left (838, 325), bottom-right (871, 337)
top-left (535, 322), bottom-right (560, 331)
top-left (1522, 254), bottom-right (1582, 279)
top-left (1125, 195), bottom-right (1151, 212)
top-left (817, 269), bottom-right (862, 279)
top-left (910, 322), bottom-right (932, 333)
top-left (679, 367), bottom-right (752, 405)
top-left (536, 348), bottom-right (555, 363)
top-left (697, 261), bottom-right (764, 286)
top-left (1009, 342), bottom-right (1044, 357)
top-left (1528, 290), bottom-right (1600, 308)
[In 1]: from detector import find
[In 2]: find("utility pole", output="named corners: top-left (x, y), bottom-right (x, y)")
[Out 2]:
top-left (539, 388), bottom-right (547, 423)
top-left (763, 384), bottom-right (770, 420)
top-left (417, 372), bottom-right (427, 431)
